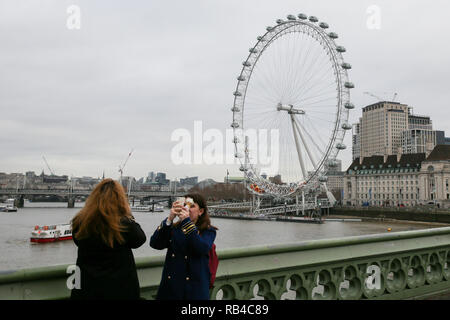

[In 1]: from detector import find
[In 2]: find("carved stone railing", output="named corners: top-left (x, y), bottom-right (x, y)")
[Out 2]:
top-left (1, 227), bottom-right (450, 300)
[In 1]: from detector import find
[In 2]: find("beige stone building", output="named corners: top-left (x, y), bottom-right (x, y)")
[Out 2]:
top-left (359, 101), bottom-right (409, 157)
top-left (343, 145), bottom-right (450, 207)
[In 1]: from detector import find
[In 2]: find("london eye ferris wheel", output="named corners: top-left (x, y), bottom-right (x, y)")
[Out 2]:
top-left (231, 13), bottom-right (354, 198)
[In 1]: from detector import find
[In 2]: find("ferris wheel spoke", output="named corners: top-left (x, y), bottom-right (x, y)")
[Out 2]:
top-left (292, 51), bottom-right (333, 100)
top-left (290, 114), bottom-right (307, 180)
top-left (298, 78), bottom-right (337, 103)
top-left (294, 68), bottom-right (335, 104)
top-left (292, 116), bottom-right (318, 171)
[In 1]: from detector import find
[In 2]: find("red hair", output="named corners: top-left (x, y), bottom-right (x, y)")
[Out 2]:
top-left (71, 179), bottom-right (132, 248)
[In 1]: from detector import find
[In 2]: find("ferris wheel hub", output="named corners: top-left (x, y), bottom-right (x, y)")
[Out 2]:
top-left (277, 103), bottom-right (305, 115)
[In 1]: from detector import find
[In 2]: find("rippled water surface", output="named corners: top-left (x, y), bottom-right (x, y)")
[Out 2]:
top-left (0, 202), bottom-right (445, 271)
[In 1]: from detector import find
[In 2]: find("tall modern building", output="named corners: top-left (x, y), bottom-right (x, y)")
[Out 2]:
top-left (353, 101), bottom-right (448, 160)
top-left (360, 101), bottom-right (409, 157)
top-left (401, 114), bottom-right (436, 155)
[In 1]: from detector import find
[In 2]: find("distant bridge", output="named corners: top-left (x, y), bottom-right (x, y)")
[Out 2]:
top-left (0, 188), bottom-right (184, 198)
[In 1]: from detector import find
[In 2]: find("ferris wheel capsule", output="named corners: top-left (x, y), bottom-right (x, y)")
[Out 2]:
top-left (318, 176), bottom-right (328, 183)
top-left (344, 82), bottom-right (355, 89)
top-left (341, 62), bottom-right (352, 69)
top-left (242, 61), bottom-right (252, 67)
top-left (328, 32), bottom-right (338, 39)
top-left (336, 143), bottom-right (347, 150)
top-left (298, 13), bottom-right (308, 20)
top-left (249, 48), bottom-right (258, 54)
top-left (336, 46), bottom-right (346, 53)
top-left (233, 91), bottom-right (242, 96)
top-left (309, 16), bottom-right (318, 22)
top-left (276, 19), bottom-right (284, 24)
top-left (266, 26), bottom-right (274, 32)
top-left (231, 106), bottom-right (240, 112)
top-left (319, 22), bottom-right (329, 29)
top-left (231, 122), bottom-right (239, 128)
top-left (342, 123), bottom-right (352, 130)
top-left (287, 14), bottom-right (297, 20)
top-left (237, 75), bottom-right (246, 81)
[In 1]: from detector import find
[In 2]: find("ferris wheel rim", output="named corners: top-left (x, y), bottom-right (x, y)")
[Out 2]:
top-left (231, 15), bottom-right (353, 197)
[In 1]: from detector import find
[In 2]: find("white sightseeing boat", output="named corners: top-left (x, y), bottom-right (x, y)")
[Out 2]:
top-left (130, 204), bottom-right (165, 212)
top-left (0, 199), bottom-right (18, 212)
top-left (30, 224), bottom-right (72, 243)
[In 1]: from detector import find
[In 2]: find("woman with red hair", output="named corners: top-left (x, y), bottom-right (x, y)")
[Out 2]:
top-left (70, 178), bottom-right (146, 299)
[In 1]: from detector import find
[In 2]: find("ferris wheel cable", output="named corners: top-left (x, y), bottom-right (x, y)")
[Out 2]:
top-left (289, 37), bottom-right (330, 92)
top-left (306, 114), bottom-right (338, 125)
top-left (292, 49), bottom-right (330, 97)
top-left (290, 72), bottom-right (335, 106)
top-left (298, 121), bottom-right (326, 157)
top-left (306, 109), bottom-right (340, 116)
top-left (295, 116), bottom-right (326, 163)
top-left (295, 85), bottom-right (338, 107)
top-left (299, 94), bottom-right (338, 106)
top-left (290, 115), bottom-right (307, 180)
top-left (291, 64), bottom-right (336, 103)
top-left (302, 114), bottom-right (329, 148)
top-left (292, 116), bottom-right (318, 170)
top-left (251, 61), bottom-right (285, 100)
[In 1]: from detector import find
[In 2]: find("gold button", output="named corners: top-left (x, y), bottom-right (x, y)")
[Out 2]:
top-left (186, 277), bottom-right (190, 281)
top-left (168, 275), bottom-right (171, 279)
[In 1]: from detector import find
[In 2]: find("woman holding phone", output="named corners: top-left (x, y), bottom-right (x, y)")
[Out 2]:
top-left (150, 193), bottom-right (217, 300)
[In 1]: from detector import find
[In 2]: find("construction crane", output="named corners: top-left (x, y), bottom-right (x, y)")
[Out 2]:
top-left (42, 156), bottom-right (55, 176)
top-left (364, 91), bottom-right (398, 102)
top-left (118, 149), bottom-right (134, 184)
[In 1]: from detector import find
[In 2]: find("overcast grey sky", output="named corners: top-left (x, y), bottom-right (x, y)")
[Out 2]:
top-left (1, 0), bottom-right (449, 182)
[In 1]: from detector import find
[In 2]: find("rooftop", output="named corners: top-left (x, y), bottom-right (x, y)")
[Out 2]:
top-left (346, 144), bottom-right (450, 173)
top-left (425, 144), bottom-right (450, 161)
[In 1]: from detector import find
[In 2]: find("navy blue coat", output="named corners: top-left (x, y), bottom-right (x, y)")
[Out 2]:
top-left (150, 217), bottom-right (216, 300)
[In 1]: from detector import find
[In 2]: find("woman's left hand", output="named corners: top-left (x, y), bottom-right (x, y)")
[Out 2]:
top-left (178, 206), bottom-right (190, 221)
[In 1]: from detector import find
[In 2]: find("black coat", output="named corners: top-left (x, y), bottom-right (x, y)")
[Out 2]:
top-left (70, 217), bottom-right (146, 300)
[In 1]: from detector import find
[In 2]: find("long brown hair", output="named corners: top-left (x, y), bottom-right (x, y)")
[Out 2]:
top-left (71, 178), bottom-right (132, 248)
top-left (175, 193), bottom-right (218, 232)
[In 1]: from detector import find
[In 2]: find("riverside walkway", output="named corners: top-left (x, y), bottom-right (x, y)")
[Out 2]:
top-left (1, 227), bottom-right (450, 300)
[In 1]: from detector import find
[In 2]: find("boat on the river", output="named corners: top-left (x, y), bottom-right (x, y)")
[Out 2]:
top-left (0, 199), bottom-right (18, 212)
top-left (130, 204), bottom-right (164, 212)
top-left (30, 224), bottom-right (72, 243)
top-left (131, 205), bottom-right (152, 212)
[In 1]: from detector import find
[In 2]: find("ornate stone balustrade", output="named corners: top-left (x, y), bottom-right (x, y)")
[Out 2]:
top-left (1, 227), bottom-right (450, 299)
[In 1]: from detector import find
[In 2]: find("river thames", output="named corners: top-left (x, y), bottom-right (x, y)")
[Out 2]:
top-left (0, 202), bottom-right (447, 272)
